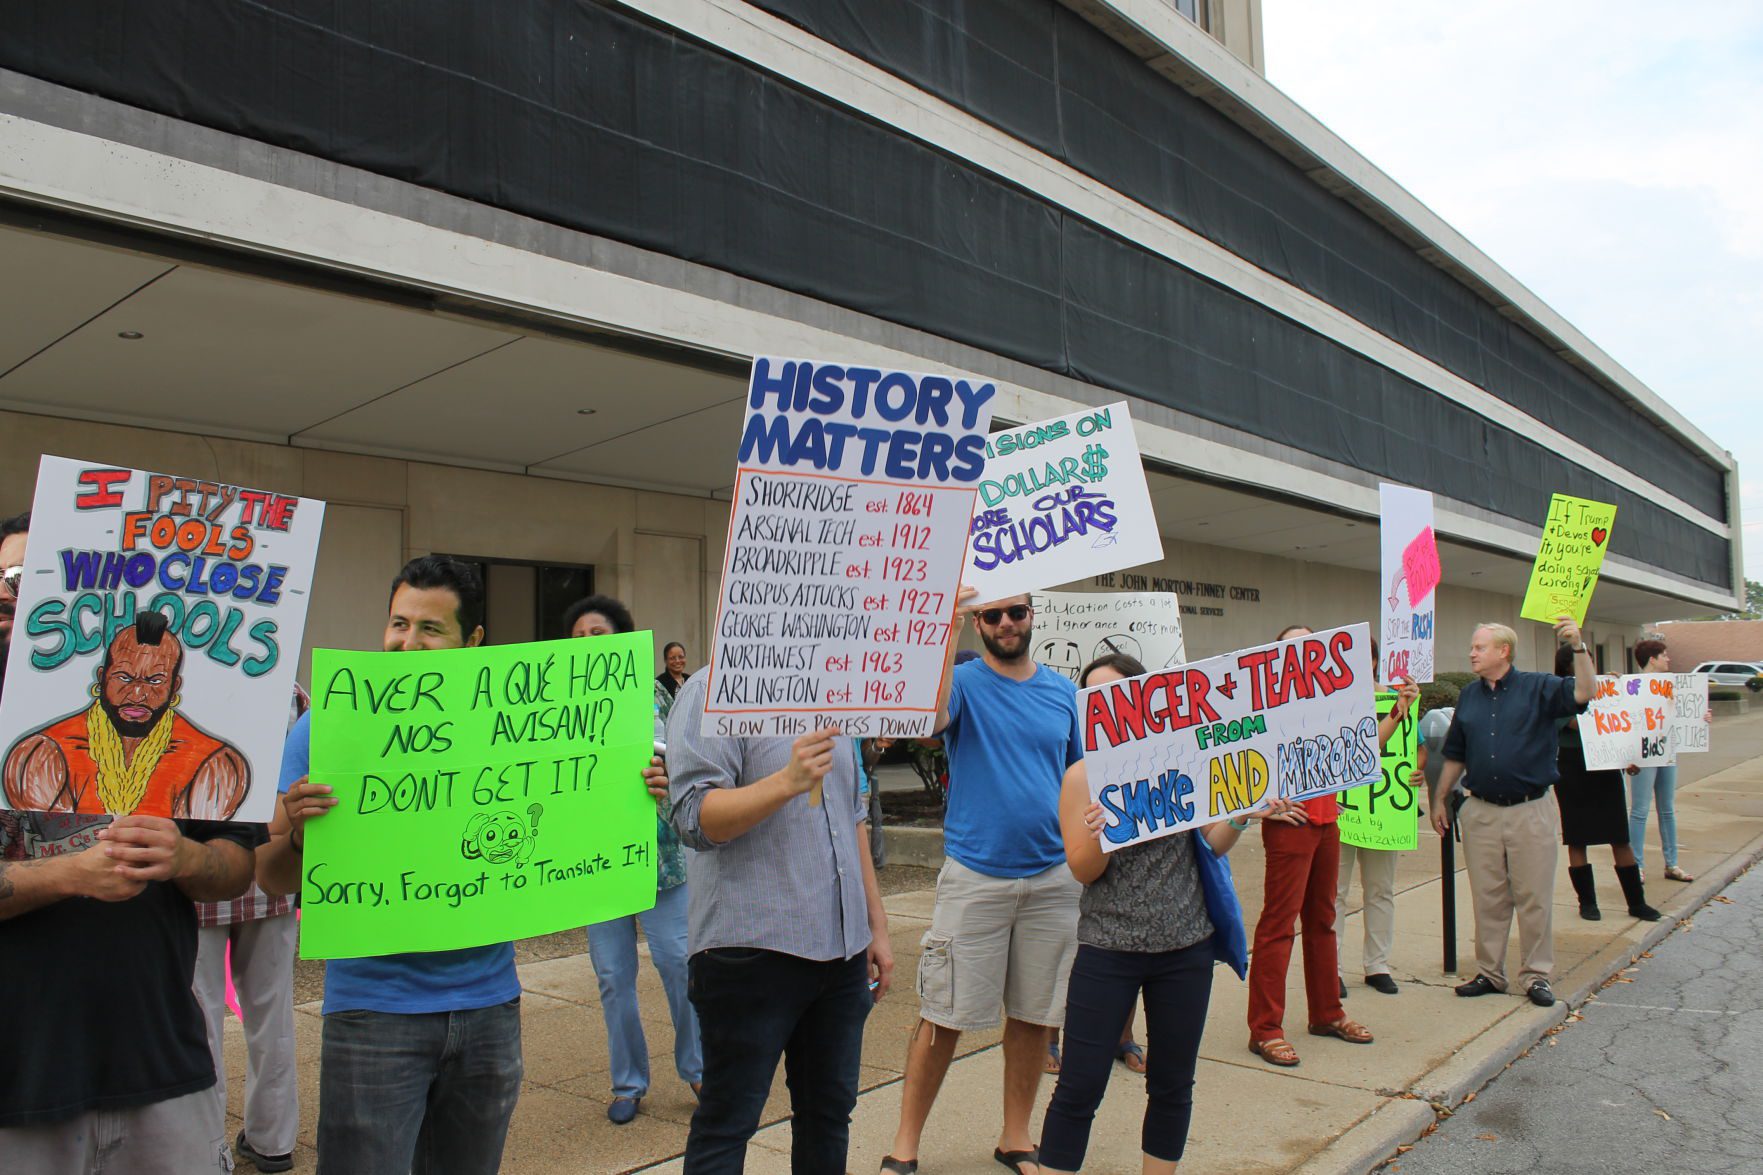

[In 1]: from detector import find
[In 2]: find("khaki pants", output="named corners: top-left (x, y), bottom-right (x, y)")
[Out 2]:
top-left (1459, 795), bottom-right (1558, 991)
top-left (0, 1089), bottom-right (230, 1174)
top-left (194, 915), bottom-right (301, 1157)
top-left (1334, 843), bottom-right (1398, 976)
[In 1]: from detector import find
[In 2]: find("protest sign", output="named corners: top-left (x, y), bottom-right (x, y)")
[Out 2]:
top-left (702, 357), bottom-right (994, 739)
top-left (1080, 623), bottom-right (1378, 852)
top-left (1030, 591), bottom-right (1185, 682)
top-left (299, 634), bottom-right (657, 959)
top-left (1337, 691), bottom-right (1420, 851)
top-left (1519, 493), bottom-right (1617, 626)
top-left (965, 403), bottom-right (1161, 602)
top-left (1378, 484), bottom-right (1437, 684)
top-left (1671, 672), bottom-right (1710, 755)
top-left (1577, 674), bottom-right (1677, 771)
top-left (0, 456), bottom-right (323, 822)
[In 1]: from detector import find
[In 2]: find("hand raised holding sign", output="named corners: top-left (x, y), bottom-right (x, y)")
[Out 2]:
top-left (782, 726), bottom-right (843, 808)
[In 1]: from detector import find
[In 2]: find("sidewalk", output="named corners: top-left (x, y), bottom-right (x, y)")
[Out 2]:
top-left (221, 709), bottom-right (1763, 1173)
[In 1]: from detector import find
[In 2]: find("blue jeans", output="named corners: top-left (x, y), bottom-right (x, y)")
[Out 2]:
top-left (316, 999), bottom-right (522, 1175)
top-left (587, 882), bottom-right (702, 1098)
top-left (1629, 765), bottom-right (1680, 869)
top-left (684, 949), bottom-right (871, 1174)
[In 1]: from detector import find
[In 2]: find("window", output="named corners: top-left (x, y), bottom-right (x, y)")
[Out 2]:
top-left (445, 555), bottom-right (592, 644)
top-left (1172, 0), bottom-right (1207, 27)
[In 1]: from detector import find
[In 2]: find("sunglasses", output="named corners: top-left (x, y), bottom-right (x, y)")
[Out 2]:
top-left (0, 566), bottom-right (21, 596)
top-left (978, 605), bottom-right (1032, 625)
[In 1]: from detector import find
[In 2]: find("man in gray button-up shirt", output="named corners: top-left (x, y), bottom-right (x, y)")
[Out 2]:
top-left (668, 668), bottom-right (892, 1173)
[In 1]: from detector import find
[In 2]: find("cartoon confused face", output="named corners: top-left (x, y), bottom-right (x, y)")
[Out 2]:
top-left (461, 803), bottom-right (543, 866)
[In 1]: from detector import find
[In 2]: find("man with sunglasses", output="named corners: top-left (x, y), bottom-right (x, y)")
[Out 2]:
top-left (883, 593), bottom-right (1084, 1175)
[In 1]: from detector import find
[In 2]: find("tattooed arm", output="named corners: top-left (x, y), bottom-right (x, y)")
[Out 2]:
top-left (100, 815), bottom-right (255, 902)
top-left (0, 831), bottom-right (148, 921)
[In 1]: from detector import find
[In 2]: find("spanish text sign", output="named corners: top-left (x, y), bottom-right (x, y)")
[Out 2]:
top-left (299, 635), bottom-right (657, 959)
top-left (1081, 623), bottom-right (1378, 852)
top-left (1031, 590), bottom-right (1185, 682)
top-left (966, 403), bottom-right (1162, 602)
top-left (1519, 493), bottom-right (1616, 626)
top-left (0, 456), bottom-right (323, 822)
top-left (1378, 484), bottom-right (1437, 684)
top-left (1337, 691), bottom-right (1419, 851)
top-left (703, 357), bottom-right (994, 739)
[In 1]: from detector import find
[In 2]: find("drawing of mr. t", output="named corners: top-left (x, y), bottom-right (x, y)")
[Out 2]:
top-left (3, 612), bottom-right (249, 818)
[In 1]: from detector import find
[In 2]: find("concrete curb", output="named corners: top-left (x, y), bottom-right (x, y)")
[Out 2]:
top-left (883, 825), bottom-right (945, 869)
top-left (1294, 826), bottom-right (1763, 1175)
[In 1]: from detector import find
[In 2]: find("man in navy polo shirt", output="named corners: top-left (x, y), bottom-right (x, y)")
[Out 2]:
top-left (1431, 616), bottom-right (1594, 1009)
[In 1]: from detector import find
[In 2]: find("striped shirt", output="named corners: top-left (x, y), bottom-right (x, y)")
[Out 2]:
top-left (666, 670), bottom-right (872, 962)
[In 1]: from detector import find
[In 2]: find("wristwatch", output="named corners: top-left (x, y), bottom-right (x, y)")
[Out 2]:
top-left (1572, 643), bottom-right (1589, 654)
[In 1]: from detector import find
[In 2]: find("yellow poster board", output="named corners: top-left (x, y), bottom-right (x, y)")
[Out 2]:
top-left (1519, 493), bottom-right (1616, 626)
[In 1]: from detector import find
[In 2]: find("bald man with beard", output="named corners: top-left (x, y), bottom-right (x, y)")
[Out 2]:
top-left (4, 612), bottom-right (249, 820)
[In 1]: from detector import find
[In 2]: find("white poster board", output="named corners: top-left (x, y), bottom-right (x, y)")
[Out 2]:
top-left (1079, 623), bottom-right (1378, 852)
top-left (965, 403), bottom-right (1162, 603)
top-left (0, 456), bottom-right (324, 821)
top-left (1671, 672), bottom-right (1710, 755)
top-left (1577, 674), bottom-right (1680, 770)
top-left (702, 357), bottom-right (994, 738)
top-left (1030, 590), bottom-right (1185, 682)
top-left (1378, 483), bottom-right (1437, 684)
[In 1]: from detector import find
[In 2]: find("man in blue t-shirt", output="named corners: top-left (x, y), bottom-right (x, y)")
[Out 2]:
top-left (883, 592), bottom-right (1083, 1175)
top-left (257, 555), bottom-right (521, 1175)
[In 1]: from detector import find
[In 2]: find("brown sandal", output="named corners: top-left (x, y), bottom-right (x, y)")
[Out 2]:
top-left (1309, 1018), bottom-right (1374, 1044)
top-left (1249, 1037), bottom-right (1300, 1066)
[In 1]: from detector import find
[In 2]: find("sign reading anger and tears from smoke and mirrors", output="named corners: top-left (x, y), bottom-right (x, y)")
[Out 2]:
top-left (964, 402), bottom-right (1162, 603)
top-left (1080, 623), bottom-right (1378, 852)
top-left (703, 357), bottom-right (994, 738)
top-left (300, 635), bottom-right (657, 959)
top-left (0, 456), bottom-right (323, 822)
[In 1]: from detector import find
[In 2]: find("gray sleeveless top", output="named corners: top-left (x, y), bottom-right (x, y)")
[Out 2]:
top-left (1078, 829), bottom-right (1215, 953)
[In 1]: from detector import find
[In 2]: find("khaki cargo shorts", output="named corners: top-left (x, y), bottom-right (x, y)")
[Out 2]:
top-left (915, 858), bottom-right (1081, 1032)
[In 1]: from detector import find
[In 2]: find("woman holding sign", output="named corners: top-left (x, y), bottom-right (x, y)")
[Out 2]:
top-left (1627, 639), bottom-right (1694, 883)
top-left (1038, 653), bottom-right (1301, 1175)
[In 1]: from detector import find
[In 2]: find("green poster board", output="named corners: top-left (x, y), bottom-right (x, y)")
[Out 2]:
top-left (299, 634), bottom-right (658, 959)
top-left (1337, 691), bottom-right (1419, 851)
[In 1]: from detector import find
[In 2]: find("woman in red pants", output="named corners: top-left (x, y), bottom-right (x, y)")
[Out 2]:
top-left (1247, 626), bottom-right (1414, 1067)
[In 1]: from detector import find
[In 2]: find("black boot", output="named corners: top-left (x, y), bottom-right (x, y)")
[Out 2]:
top-left (1616, 864), bottom-right (1662, 921)
top-left (1568, 864), bottom-right (1601, 921)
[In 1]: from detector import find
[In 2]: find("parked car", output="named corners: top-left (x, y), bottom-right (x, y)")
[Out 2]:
top-left (1690, 661), bottom-right (1763, 688)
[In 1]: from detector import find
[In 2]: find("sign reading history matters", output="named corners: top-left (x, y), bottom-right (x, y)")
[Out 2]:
top-left (702, 357), bottom-right (995, 739)
top-left (300, 635), bottom-right (657, 959)
top-left (965, 403), bottom-right (1162, 603)
top-left (1520, 493), bottom-right (1616, 626)
top-left (1030, 590), bottom-right (1185, 682)
top-left (0, 456), bottom-right (323, 822)
top-left (1378, 484), bottom-right (1437, 684)
top-left (1079, 623), bottom-right (1378, 852)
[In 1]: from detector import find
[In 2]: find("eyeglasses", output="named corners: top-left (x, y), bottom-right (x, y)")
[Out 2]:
top-left (0, 566), bottom-right (21, 596)
top-left (978, 605), bottom-right (1032, 625)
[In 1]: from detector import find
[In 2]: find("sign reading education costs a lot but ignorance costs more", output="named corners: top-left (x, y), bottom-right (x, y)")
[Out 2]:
top-left (703, 357), bottom-right (995, 739)
top-left (1080, 624), bottom-right (1379, 852)
top-left (299, 634), bottom-right (658, 959)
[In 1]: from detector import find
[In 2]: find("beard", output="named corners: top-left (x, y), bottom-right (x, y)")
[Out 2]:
top-left (100, 693), bottom-right (173, 738)
top-left (979, 625), bottom-right (1031, 663)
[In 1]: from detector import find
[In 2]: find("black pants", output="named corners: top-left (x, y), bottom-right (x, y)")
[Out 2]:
top-left (684, 948), bottom-right (871, 1174)
top-left (1039, 941), bottom-right (1214, 1171)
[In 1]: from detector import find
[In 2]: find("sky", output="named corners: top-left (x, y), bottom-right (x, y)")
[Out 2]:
top-left (1260, 0), bottom-right (1763, 588)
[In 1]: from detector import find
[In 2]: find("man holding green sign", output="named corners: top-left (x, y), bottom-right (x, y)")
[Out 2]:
top-left (257, 555), bottom-right (668, 1175)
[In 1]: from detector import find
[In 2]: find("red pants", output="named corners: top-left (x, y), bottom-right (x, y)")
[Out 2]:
top-left (1247, 820), bottom-right (1343, 1041)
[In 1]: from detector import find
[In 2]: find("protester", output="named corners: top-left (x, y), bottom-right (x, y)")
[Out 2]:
top-left (188, 685), bottom-right (311, 1173)
top-left (1333, 642), bottom-right (1422, 997)
top-left (657, 641), bottom-right (690, 703)
top-left (565, 595), bottom-right (701, 1124)
top-left (1550, 644), bottom-right (1660, 922)
top-left (1039, 652), bottom-right (1297, 1175)
top-left (1432, 618), bottom-right (1593, 1007)
top-left (667, 669), bottom-right (892, 1173)
top-left (1627, 638), bottom-right (1694, 882)
top-left (0, 511), bottom-right (264, 1175)
top-left (883, 592), bottom-right (1083, 1175)
top-left (1247, 626), bottom-right (1376, 1067)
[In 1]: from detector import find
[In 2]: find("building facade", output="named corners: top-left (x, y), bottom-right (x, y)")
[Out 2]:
top-left (0, 0), bottom-right (1741, 682)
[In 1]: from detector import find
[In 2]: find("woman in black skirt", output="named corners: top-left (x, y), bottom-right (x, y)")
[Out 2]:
top-left (1554, 643), bottom-right (1660, 922)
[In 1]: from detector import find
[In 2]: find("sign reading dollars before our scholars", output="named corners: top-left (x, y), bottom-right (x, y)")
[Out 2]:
top-left (1030, 590), bottom-right (1185, 682)
top-left (1338, 691), bottom-right (1419, 852)
top-left (965, 403), bottom-right (1162, 602)
top-left (1378, 484), bottom-right (1438, 684)
top-left (1519, 493), bottom-right (1616, 626)
top-left (1080, 623), bottom-right (1378, 852)
top-left (703, 357), bottom-right (995, 739)
top-left (1578, 673), bottom-right (1712, 772)
top-left (0, 455), bottom-right (323, 823)
top-left (299, 634), bottom-right (657, 959)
